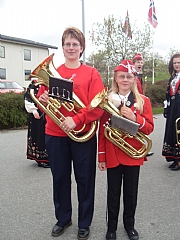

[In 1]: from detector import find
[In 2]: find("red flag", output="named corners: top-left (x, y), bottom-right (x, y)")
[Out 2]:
top-left (122, 11), bottom-right (132, 39)
top-left (148, 0), bottom-right (158, 28)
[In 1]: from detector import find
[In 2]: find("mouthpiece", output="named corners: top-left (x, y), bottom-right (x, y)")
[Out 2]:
top-left (69, 74), bottom-right (76, 80)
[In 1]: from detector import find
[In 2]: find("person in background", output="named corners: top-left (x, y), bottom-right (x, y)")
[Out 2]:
top-left (162, 53), bottom-right (180, 171)
top-left (132, 53), bottom-right (144, 94)
top-left (37, 27), bottom-right (104, 240)
top-left (98, 59), bottom-right (154, 240)
top-left (24, 79), bottom-right (49, 168)
top-left (133, 53), bottom-right (154, 157)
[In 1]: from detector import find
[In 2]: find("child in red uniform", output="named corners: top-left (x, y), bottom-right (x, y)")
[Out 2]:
top-left (98, 59), bottom-right (154, 240)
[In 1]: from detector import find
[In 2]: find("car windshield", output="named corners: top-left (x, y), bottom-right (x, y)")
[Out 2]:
top-left (0, 81), bottom-right (23, 89)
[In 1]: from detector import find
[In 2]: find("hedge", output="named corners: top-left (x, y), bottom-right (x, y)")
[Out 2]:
top-left (145, 79), bottom-right (168, 107)
top-left (0, 92), bottom-right (28, 130)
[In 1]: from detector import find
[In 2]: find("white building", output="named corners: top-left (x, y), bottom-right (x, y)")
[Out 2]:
top-left (0, 34), bottom-right (58, 88)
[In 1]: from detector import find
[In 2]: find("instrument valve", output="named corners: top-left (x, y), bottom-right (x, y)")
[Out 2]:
top-left (103, 119), bottom-right (111, 129)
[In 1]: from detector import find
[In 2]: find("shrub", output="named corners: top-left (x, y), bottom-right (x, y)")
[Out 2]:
top-left (0, 92), bottom-right (28, 130)
top-left (145, 79), bottom-right (168, 107)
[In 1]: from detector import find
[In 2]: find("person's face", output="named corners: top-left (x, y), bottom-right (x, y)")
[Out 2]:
top-left (62, 35), bottom-right (83, 61)
top-left (134, 60), bottom-right (144, 72)
top-left (173, 57), bottom-right (180, 73)
top-left (115, 71), bottom-right (135, 93)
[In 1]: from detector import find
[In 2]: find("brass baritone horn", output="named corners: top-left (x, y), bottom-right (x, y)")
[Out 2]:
top-left (175, 117), bottom-right (180, 145)
top-left (29, 53), bottom-right (97, 142)
top-left (89, 88), bottom-right (152, 159)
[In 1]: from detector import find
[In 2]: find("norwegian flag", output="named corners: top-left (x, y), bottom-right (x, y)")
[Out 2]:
top-left (148, 0), bottom-right (158, 28)
top-left (122, 10), bottom-right (132, 39)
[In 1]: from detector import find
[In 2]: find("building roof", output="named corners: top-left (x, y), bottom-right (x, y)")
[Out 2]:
top-left (0, 34), bottom-right (58, 50)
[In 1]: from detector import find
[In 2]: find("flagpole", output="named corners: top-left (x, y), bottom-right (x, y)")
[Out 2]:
top-left (148, 0), bottom-right (158, 84)
top-left (152, 0), bottom-right (155, 84)
top-left (152, 30), bottom-right (155, 84)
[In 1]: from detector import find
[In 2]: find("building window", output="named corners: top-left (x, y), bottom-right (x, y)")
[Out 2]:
top-left (25, 70), bottom-right (31, 81)
top-left (0, 46), bottom-right (5, 58)
top-left (0, 68), bottom-right (6, 79)
top-left (24, 49), bottom-right (31, 61)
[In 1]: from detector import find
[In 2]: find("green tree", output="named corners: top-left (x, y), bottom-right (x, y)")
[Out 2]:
top-left (167, 48), bottom-right (180, 59)
top-left (88, 15), bottom-right (152, 86)
top-left (143, 52), bottom-right (169, 81)
top-left (87, 50), bottom-right (116, 86)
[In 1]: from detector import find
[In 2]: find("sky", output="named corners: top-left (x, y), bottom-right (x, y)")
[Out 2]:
top-left (0, 0), bottom-right (180, 66)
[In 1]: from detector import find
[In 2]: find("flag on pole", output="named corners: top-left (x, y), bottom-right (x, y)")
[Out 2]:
top-left (92, 25), bottom-right (94, 45)
top-left (122, 10), bottom-right (132, 39)
top-left (108, 18), bottom-right (111, 37)
top-left (148, 0), bottom-right (158, 28)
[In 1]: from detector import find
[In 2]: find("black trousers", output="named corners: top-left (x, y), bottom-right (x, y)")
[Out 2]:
top-left (45, 134), bottom-right (97, 229)
top-left (107, 164), bottom-right (140, 232)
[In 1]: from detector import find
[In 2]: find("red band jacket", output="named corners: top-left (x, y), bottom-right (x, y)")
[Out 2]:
top-left (98, 92), bottom-right (154, 167)
top-left (136, 76), bottom-right (143, 94)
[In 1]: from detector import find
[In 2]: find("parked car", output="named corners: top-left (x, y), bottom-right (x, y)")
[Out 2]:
top-left (0, 80), bottom-right (24, 93)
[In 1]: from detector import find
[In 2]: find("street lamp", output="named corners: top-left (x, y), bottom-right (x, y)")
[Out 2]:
top-left (81, 0), bottom-right (85, 64)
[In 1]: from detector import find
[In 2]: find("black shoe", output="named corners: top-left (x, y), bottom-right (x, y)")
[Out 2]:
top-left (126, 229), bottom-right (139, 240)
top-left (38, 162), bottom-right (50, 168)
top-left (42, 162), bottom-right (50, 168)
top-left (106, 231), bottom-right (116, 240)
top-left (51, 221), bottom-right (72, 237)
top-left (171, 164), bottom-right (180, 171)
top-left (78, 227), bottom-right (90, 240)
top-left (38, 162), bottom-right (44, 167)
top-left (146, 151), bottom-right (154, 157)
top-left (169, 162), bottom-right (177, 169)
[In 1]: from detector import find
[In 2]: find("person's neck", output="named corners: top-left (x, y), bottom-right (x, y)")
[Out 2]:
top-left (118, 90), bottom-right (131, 96)
top-left (65, 60), bottom-right (81, 69)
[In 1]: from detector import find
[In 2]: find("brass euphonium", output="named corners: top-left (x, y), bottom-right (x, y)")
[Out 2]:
top-left (89, 88), bottom-right (152, 159)
top-left (29, 53), bottom-right (97, 142)
top-left (175, 117), bottom-right (180, 145)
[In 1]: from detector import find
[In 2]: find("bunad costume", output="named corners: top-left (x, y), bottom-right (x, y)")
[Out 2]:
top-left (162, 72), bottom-right (180, 162)
top-left (24, 80), bottom-right (48, 163)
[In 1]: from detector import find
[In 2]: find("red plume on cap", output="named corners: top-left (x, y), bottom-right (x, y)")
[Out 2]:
top-left (133, 53), bottom-right (143, 61)
top-left (114, 59), bottom-right (137, 74)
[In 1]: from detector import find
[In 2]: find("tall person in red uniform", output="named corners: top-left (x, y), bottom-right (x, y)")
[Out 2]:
top-left (98, 59), bottom-right (154, 240)
top-left (37, 27), bottom-right (104, 240)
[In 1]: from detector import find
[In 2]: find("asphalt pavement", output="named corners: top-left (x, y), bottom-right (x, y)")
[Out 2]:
top-left (1, 114), bottom-right (180, 240)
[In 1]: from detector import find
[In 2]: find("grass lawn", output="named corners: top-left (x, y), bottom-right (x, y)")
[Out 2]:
top-left (153, 107), bottom-right (163, 115)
